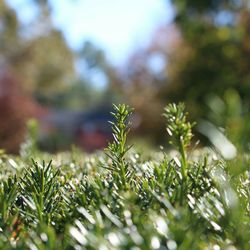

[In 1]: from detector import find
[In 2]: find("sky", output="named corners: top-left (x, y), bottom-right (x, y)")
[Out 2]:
top-left (6, 0), bottom-right (173, 64)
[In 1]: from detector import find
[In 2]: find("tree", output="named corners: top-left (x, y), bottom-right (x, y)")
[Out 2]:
top-left (0, 68), bottom-right (47, 153)
top-left (1, 0), bottom-right (75, 99)
top-left (119, 0), bottom-right (250, 147)
top-left (0, 0), bottom-right (75, 152)
top-left (163, 0), bottom-right (250, 148)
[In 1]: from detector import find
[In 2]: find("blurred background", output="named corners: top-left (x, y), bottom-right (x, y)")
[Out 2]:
top-left (1, 0), bottom-right (250, 153)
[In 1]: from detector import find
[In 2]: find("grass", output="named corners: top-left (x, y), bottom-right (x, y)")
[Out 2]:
top-left (0, 103), bottom-right (249, 249)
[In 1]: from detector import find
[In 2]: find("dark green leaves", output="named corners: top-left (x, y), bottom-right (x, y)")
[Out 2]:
top-left (18, 159), bottom-right (62, 225)
top-left (0, 176), bottom-right (17, 225)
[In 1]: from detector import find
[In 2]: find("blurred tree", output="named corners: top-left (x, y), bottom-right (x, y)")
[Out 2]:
top-left (36, 40), bottom-right (121, 110)
top-left (22, 30), bottom-right (75, 97)
top-left (71, 41), bottom-right (122, 109)
top-left (0, 68), bottom-right (47, 153)
top-left (0, 1), bottom-right (20, 64)
top-left (119, 26), bottom-right (175, 143)
top-left (163, 0), bottom-right (250, 148)
top-left (1, 0), bottom-right (75, 100)
top-left (163, 0), bottom-right (243, 115)
top-left (0, 0), bottom-right (75, 152)
top-left (120, 0), bottom-right (250, 147)
top-left (0, 0), bottom-right (123, 152)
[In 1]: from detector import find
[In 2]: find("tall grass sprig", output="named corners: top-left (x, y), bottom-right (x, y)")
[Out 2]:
top-left (105, 104), bottom-right (133, 190)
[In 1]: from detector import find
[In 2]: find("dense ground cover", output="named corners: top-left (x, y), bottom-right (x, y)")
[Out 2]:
top-left (0, 104), bottom-right (249, 249)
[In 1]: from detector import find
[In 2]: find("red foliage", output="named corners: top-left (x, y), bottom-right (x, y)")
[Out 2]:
top-left (0, 68), bottom-right (47, 153)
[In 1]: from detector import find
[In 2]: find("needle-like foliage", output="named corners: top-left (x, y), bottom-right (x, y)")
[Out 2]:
top-left (163, 103), bottom-right (196, 203)
top-left (0, 103), bottom-right (249, 249)
top-left (18, 159), bottom-right (62, 226)
top-left (105, 104), bottom-right (133, 189)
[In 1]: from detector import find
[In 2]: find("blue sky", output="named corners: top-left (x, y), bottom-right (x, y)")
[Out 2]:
top-left (7, 0), bottom-right (173, 64)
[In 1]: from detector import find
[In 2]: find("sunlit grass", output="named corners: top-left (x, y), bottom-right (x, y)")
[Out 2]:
top-left (0, 103), bottom-right (249, 249)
